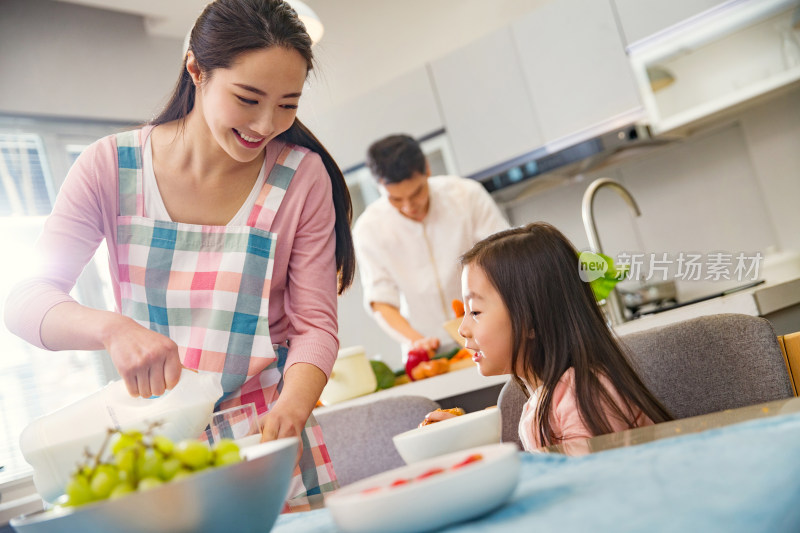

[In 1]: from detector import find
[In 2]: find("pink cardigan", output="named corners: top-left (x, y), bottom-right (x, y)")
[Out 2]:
top-left (4, 127), bottom-right (339, 377)
top-left (519, 368), bottom-right (654, 451)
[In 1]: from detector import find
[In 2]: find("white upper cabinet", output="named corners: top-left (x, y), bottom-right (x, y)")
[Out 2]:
top-left (613, 0), bottom-right (728, 46)
top-left (301, 66), bottom-right (443, 170)
top-left (511, 0), bottom-right (642, 146)
top-left (428, 27), bottom-right (544, 177)
top-left (627, 0), bottom-right (800, 136)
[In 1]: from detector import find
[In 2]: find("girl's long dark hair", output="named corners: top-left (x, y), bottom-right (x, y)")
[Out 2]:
top-left (150, 0), bottom-right (354, 293)
top-left (461, 222), bottom-right (672, 446)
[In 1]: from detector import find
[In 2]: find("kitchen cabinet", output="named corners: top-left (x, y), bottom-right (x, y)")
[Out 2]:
top-left (510, 0), bottom-right (642, 145)
top-left (428, 27), bottom-right (545, 176)
top-left (627, 0), bottom-right (800, 136)
top-left (613, 0), bottom-right (728, 46)
top-left (301, 65), bottom-right (443, 170)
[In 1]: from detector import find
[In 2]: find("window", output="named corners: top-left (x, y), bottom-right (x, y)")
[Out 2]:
top-left (0, 119), bottom-right (124, 487)
top-left (0, 134), bottom-right (54, 216)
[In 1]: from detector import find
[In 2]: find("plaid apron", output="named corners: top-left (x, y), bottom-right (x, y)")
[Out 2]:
top-left (115, 129), bottom-right (337, 511)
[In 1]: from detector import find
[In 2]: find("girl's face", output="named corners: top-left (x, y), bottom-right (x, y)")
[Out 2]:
top-left (188, 46), bottom-right (307, 162)
top-left (458, 264), bottom-right (514, 377)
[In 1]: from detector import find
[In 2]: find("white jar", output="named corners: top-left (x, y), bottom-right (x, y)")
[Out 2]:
top-left (319, 346), bottom-right (377, 406)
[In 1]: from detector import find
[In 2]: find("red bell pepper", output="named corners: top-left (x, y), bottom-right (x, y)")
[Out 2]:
top-left (405, 348), bottom-right (431, 381)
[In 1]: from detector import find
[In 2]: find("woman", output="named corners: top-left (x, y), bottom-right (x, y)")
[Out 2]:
top-left (5, 0), bottom-right (354, 511)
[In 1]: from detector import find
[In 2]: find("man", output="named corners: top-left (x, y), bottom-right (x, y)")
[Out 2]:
top-left (353, 134), bottom-right (509, 360)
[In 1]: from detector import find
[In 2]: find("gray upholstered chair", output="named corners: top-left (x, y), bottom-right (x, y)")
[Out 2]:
top-left (621, 313), bottom-right (793, 419)
top-left (315, 395), bottom-right (440, 486)
top-left (497, 313), bottom-right (796, 448)
top-left (497, 378), bottom-right (527, 449)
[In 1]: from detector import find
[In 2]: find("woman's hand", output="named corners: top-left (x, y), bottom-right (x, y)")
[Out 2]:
top-left (259, 401), bottom-right (308, 442)
top-left (259, 401), bottom-right (309, 463)
top-left (102, 315), bottom-right (182, 398)
top-left (259, 362), bottom-right (328, 464)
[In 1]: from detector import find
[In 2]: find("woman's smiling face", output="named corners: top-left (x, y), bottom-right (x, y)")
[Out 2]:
top-left (458, 264), bottom-right (514, 377)
top-left (188, 46), bottom-right (307, 162)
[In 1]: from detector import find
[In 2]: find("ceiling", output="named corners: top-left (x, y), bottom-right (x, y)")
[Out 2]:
top-left (50, 0), bottom-right (298, 38)
top-left (48, 0), bottom-right (548, 116)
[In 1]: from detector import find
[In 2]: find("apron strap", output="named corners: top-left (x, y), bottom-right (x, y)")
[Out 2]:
top-left (247, 144), bottom-right (309, 229)
top-left (116, 130), bottom-right (143, 217)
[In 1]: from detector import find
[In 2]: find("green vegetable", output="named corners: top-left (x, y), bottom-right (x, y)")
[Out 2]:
top-left (431, 346), bottom-right (460, 360)
top-left (370, 360), bottom-right (396, 390)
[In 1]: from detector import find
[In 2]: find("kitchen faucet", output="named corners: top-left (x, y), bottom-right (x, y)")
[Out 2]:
top-left (581, 177), bottom-right (641, 326)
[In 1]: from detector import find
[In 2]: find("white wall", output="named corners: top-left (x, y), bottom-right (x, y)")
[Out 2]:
top-left (502, 86), bottom-right (800, 303)
top-left (0, 0), bottom-right (183, 122)
top-left (299, 0), bottom-right (552, 118)
top-left (1, 0), bottom-right (552, 124)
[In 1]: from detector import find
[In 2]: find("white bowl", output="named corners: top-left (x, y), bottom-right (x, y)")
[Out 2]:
top-left (326, 442), bottom-right (520, 533)
top-left (392, 407), bottom-right (502, 464)
top-left (10, 437), bottom-right (299, 533)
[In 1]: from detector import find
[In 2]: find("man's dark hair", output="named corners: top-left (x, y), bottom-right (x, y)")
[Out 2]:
top-left (366, 134), bottom-right (426, 184)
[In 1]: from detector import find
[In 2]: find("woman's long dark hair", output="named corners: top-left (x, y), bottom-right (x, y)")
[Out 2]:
top-left (151, 0), bottom-right (354, 293)
top-left (461, 222), bottom-right (672, 446)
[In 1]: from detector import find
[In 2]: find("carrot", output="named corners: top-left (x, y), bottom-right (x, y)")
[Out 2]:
top-left (452, 299), bottom-right (465, 318)
top-left (451, 348), bottom-right (472, 361)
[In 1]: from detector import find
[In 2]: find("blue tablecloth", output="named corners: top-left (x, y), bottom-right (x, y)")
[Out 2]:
top-left (273, 410), bottom-right (800, 532)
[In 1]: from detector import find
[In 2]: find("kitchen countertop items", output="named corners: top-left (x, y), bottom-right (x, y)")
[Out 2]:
top-left (319, 346), bottom-right (377, 406)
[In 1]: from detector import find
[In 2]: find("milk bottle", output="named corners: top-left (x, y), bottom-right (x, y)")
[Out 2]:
top-left (19, 368), bottom-right (224, 503)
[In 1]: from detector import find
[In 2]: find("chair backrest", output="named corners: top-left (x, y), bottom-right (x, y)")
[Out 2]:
top-left (497, 378), bottom-right (526, 449)
top-left (496, 313), bottom-right (795, 445)
top-left (621, 314), bottom-right (793, 419)
top-left (314, 395), bottom-right (440, 486)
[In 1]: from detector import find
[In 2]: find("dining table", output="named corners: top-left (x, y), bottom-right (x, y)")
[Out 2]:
top-left (272, 395), bottom-right (800, 532)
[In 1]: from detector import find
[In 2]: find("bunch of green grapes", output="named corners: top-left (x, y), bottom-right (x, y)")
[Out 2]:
top-left (62, 426), bottom-right (244, 507)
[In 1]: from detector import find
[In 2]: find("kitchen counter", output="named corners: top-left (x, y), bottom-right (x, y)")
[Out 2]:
top-left (313, 366), bottom-right (509, 414)
top-left (316, 277), bottom-right (800, 416)
top-left (613, 277), bottom-right (800, 336)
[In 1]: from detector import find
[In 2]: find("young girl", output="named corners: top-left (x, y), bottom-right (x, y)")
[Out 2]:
top-left (5, 0), bottom-right (354, 510)
top-left (424, 222), bottom-right (672, 449)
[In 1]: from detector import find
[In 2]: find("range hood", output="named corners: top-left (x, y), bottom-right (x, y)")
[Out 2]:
top-left (472, 108), bottom-right (669, 200)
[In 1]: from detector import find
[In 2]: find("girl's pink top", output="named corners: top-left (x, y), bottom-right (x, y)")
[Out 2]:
top-left (4, 127), bottom-right (339, 377)
top-left (519, 368), bottom-right (655, 451)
